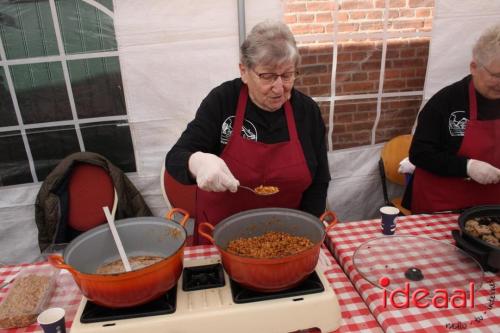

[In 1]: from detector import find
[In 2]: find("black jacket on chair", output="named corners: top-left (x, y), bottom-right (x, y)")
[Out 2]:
top-left (35, 152), bottom-right (152, 252)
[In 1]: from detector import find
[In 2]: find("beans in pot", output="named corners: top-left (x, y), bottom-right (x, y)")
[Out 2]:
top-left (227, 231), bottom-right (314, 258)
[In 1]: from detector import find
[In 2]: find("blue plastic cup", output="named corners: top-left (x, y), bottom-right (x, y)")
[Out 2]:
top-left (380, 206), bottom-right (399, 235)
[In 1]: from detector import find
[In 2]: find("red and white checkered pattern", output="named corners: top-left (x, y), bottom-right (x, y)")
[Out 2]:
top-left (327, 213), bottom-right (500, 333)
top-left (1, 246), bottom-right (381, 333)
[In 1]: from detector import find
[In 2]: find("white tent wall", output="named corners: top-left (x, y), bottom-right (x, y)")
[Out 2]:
top-left (1, 0), bottom-right (499, 264)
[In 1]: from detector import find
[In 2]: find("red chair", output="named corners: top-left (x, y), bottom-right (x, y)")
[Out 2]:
top-left (161, 163), bottom-right (196, 245)
top-left (67, 163), bottom-right (116, 232)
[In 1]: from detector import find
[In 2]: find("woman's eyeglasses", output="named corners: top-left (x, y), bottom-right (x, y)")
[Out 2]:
top-left (252, 70), bottom-right (298, 85)
top-left (481, 64), bottom-right (500, 81)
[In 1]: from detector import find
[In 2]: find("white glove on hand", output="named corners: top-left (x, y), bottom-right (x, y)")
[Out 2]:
top-left (398, 157), bottom-right (416, 174)
top-left (188, 152), bottom-right (239, 192)
top-left (466, 159), bottom-right (500, 185)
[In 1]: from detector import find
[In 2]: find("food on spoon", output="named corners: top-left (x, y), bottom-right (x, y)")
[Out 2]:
top-left (254, 185), bottom-right (279, 195)
top-left (227, 231), bottom-right (314, 258)
top-left (96, 255), bottom-right (164, 274)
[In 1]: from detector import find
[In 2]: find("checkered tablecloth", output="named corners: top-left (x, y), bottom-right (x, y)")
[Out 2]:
top-left (327, 213), bottom-right (500, 333)
top-left (1, 246), bottom-right (381, 333)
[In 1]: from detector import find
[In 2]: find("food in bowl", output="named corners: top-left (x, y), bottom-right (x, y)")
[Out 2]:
top-left (0, 267), bottom-right (58, 329)
top-left (227, 231), bottom-right (314, 258)
top-left (96, 255), bottom-right (164, 274)
top-left (464, 217), bottom-right (500, 247)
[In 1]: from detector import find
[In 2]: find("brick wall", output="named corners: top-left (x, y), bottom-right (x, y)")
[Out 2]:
top-left (285, 0), bottom-right (434, 149)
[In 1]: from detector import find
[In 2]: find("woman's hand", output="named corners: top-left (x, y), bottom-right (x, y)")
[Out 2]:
top-left (188, 152), bottom-right (240, 192)
top-left (467, 159), bottom-right (500, 184)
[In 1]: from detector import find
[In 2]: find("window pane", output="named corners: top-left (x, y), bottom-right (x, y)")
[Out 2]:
top-left (11, 62), bottom-right (72, 124)
top-left (68, 57), bottom-right (126, 118)
top-left (0, 67), bottom-right (17, 126)
top-left (55, 0), bottom-right (117, 54)
top-left (333, 99), bottom-right (377, 149)
top-left (95, 0), bottom-right (114, 12)
top-left (27, 126), bottom-right (80, 181)
top-left (0, 131), bottom-right (32, 186)
top-left (336, 40), bottom-right (382, 96)
top-left (376, 96), bottom-right (422, 143)
top-left (384, 38), bottom-right (430, 93)
top-left (81, 121), bottom-right (136, 172)
top-left (0, 0), bottom-right (58, 59)
top-left (295, 42), bottom-right (333, 97)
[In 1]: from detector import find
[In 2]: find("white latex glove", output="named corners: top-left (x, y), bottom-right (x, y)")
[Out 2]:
top-left (466, 159), bottom-right (500, 185)
top-left (398, 157), bottom-right (416, 174)
top-left (188, 152), bottom-right (239, 192)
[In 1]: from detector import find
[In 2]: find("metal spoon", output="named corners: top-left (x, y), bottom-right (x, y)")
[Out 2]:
top-left (238, 185), bottom-right (279, 196)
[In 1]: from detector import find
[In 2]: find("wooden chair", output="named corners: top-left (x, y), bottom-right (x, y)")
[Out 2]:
top-left (379, 134), bottom-right (413, 216)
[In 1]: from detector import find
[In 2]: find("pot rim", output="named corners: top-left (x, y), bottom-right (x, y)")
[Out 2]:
top-left (62, 216), bottom-right (187, 277)
top-left (72, 244), bottom-right (186, 280)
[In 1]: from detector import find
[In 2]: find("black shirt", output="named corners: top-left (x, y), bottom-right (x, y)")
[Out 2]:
top-left (165, 78), bottom-right (331, 216)
top-left (403, 75), bottom-right (500, 208)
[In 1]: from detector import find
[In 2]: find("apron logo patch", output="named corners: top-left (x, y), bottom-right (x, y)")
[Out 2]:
top-left (221, 116), bottom-right (257, 144)
top-left (448, 111), bottom-right (468, 137)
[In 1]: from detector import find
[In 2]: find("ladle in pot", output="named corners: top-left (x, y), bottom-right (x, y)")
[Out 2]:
top-left (239, 185), bottom-right (280, 196)
top-left (102, 190), bottom-right (131, 272)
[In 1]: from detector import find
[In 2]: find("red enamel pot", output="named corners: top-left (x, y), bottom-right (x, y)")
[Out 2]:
top-left (198, 208), bottom-right (337, 293)
top-left (49, 208), bottom-right (189, 308)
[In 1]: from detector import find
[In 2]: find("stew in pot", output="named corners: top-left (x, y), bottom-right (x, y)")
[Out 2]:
top-left (96, 255), bottom-right (164, 274)
top-left (227, 231), bottom-right (314, 258)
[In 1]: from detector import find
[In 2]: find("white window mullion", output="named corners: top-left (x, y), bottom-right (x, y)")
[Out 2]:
top-left (0, 51), bottom-right (119, 67)
top-left (0, 38), bottom-right (38, 182)
top-left (49, 0), bottom-right (85, 151)
top-left (327, 2), bottom-right (340, 152)
top-left (370, 0), bottom-right (390, 145)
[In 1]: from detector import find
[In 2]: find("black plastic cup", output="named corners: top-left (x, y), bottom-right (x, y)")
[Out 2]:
top-left (380, 206), bottom-right (399, 235)
top-left (37, 307), bottom-right (66, 333)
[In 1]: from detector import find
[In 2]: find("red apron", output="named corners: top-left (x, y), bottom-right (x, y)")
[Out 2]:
top-left (194, 85), bottom-right (312, 244)
top-left (411, 80), bottom-right (500, 213)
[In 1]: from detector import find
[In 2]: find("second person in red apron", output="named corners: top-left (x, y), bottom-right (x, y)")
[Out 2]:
top-left (402, 23), bottom-right (500, 213)
top-left (165, 20), bottom-right (330, 244)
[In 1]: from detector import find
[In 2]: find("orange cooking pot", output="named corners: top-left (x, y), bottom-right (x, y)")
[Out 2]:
top-left (198, 208), bottom-right (337, 293)
top-left (48, 208), bottom-right (189, 308)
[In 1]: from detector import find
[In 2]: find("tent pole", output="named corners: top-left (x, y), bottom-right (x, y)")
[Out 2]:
top-left (237, 0), bottom-right (246, 46)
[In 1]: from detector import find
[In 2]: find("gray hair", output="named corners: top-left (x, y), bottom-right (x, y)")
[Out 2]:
top-left (240, 20), bottom-right (300, 69)
top-left (473, 23), bottom-right (500, 66)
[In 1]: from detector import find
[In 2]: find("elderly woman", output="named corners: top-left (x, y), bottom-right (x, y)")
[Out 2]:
top-left (165, 20), bottom-right (330, 244)
top-left (402, 23), bottom-right (500, 213)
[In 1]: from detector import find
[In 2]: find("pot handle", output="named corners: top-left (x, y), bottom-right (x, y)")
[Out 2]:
top-left (320, 210), bottom-right (338, 233)
top-left (48, 255), bottom-right (78, 275)
top-left (165, 208), bottom-right (190, 227)
top-left (198, 222), bottom-right (215, 244)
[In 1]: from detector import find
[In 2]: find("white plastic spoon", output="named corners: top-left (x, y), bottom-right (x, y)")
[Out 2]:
top-left (103, 195), bottom-right (131, 272)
